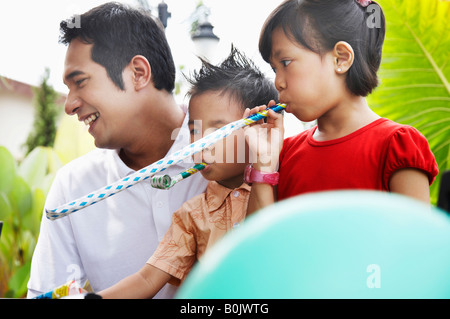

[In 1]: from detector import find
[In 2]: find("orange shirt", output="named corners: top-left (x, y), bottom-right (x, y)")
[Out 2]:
top-left (147, 181), bottom-right (251, 285)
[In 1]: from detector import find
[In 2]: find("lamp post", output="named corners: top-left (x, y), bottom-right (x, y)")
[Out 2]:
top-left (190, 4), bottom-right (220, 61)
top-left (136, 0), bottom-right (171, 29)
top-left (157, 1), bottom-right (171, 29)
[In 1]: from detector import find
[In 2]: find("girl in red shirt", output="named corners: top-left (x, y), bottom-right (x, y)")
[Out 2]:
top-left (245, 0), bottom-right (438, 214)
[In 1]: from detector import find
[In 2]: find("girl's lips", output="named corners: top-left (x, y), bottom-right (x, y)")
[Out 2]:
top-left (200, 164), bottom-right (211, 172)
top-left (281, 102), bottom-right (290, 113)
top-left (284, 103), bottom-right (291, 113)
top-left (279, 100), bottom-right (289, 112)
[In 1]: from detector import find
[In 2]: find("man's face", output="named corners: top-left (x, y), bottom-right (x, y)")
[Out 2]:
top-left (63, 38), bottom-right (140, 149)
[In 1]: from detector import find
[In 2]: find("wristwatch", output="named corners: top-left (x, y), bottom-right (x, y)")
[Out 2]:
top-left (244, 164), bottom-right (279, 186)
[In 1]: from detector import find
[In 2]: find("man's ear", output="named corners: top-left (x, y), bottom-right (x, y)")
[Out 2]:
top-left (333, 41), bottom-right (354, 74)
top-left (129, 55), bottom-right (152, 90)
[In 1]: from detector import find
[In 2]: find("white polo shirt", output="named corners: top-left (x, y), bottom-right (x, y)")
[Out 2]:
top-left (27, 113), bottom-right (208, 298)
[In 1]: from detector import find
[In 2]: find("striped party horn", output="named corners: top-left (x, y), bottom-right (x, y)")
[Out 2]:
top-left (46, 103), bottom-right (286, 220)
top-left (150, 163), bottom-right (207, 189)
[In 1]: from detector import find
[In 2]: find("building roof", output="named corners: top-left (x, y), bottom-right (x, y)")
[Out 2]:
top-left (0, 75), bottom-right (66, 103)
top-left (0, 75), bottom-right (35, 99)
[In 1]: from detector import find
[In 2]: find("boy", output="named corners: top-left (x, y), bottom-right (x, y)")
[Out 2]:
top-left (98, 47), bottom-right (278, 298)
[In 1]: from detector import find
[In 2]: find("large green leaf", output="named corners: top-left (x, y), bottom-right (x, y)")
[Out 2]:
top-left (7, 260), bottom-right (31, 298)
top-left (369, 0), bottom-right (450, 204)
top-left (17, 147), bottom-right (48, 189)
top-left (8, 176), bottom-right (32, 223)
top-left (17, 146), bottom-right (63, 194)
top-left (0, 147), bottom-right (17, 193)
top-left (21, 188), bottom-right (45, 237)
top-left (0, 192), bottom-right (12, 222)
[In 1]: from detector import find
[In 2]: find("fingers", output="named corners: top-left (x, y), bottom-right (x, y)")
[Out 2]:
top-left (245, 105), bottom-right (267, 125)
top-left (243, 107), bottom-right (251, 118)
top-left (244, 101), bottom-right (283, 127)
top-left (242, 101), bottom-right (284, 172)
top-left (267, 108), bottom-right (283, 126)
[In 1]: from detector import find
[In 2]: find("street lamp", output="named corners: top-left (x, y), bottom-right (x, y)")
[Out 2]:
top-left (190, 5), bottom-right (220, 61)
top-left (157, 1), bottom-right (171, 29)
top-left (136, 0), bottom-right (171, 29)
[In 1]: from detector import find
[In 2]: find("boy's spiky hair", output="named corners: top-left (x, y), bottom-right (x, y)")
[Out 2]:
top-left (186, 46), bottom-right (278, 110)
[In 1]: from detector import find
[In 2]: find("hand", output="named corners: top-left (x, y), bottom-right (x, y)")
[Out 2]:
top-left (243, 100), bottom-right (284, 172)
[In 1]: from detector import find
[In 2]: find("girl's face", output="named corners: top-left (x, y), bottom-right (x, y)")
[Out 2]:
top-left (188, 91), bottom-right (249, 189)
top-left (269, 27), bottom-right (341, 122)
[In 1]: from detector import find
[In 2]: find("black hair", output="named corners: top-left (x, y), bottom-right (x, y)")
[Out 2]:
top-left (259, 0), bottom-right (386, 97)
top-left (187, 46), bottom-right (279, 111)
top-left (59, 2), bottom-right (175, 92)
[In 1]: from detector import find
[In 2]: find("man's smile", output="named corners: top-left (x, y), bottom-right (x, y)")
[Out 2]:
top-left (83, 112), bottom-right (100, 127)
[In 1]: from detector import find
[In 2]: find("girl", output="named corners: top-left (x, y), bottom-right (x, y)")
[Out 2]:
top-left (245, 0), bottom-right (438, 214)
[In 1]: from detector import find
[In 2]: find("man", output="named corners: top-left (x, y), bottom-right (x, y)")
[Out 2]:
top-left (27, 2), bottom-right (208, 298)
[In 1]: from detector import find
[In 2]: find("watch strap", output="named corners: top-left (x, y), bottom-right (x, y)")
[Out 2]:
top-left (244, 164), bottom-right (279, 185)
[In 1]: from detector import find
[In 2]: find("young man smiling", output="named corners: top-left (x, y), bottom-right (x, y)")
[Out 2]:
top-left (27, 2), bottom-right (208, 298)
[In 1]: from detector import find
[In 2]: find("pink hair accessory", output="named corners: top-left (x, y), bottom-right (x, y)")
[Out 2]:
top-left (355, 0), bottom-right (372, 7)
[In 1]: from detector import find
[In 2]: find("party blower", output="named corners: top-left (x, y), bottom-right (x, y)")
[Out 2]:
top-left (150, 163), bottom-right (208, 189)
top-left (46, 104), bottom-right (286, 220)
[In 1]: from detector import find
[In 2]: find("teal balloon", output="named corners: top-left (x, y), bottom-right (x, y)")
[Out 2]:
top-left (176, 191), bottom-right (450, 298)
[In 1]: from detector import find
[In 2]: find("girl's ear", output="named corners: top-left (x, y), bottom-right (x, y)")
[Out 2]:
top-left (333, 41), bottom-right (354, 74)
top-left (129, 55), bottom-right (152, 90)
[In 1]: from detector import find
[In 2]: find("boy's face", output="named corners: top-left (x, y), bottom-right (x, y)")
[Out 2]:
top-left (188, 91), bottom-right (249, 189)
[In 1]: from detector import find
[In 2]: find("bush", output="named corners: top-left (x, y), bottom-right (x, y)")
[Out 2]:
top-left (0, 146), bottom-right (62, 297)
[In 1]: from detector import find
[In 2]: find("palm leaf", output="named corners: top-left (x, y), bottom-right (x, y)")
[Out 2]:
top-left (368, 0), bottom-right (450, 204)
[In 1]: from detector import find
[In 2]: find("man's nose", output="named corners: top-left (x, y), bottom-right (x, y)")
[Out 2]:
top-left (64, 91), bottom-right (82, 115)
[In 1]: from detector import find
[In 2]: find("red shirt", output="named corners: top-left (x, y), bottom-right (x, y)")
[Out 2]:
top-left (278, 118), bottom-right (439, 201)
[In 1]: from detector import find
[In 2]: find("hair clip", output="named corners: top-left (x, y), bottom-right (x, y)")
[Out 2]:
top-left (355, 0), bottom-right (372, 7)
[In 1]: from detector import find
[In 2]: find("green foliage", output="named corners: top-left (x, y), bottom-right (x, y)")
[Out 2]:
top-left (24, 68), bottom-right (62, 155)
top-left (368, 0), bottom-right (450, 204)
top-left (0, 146), bottom-right (62, 298)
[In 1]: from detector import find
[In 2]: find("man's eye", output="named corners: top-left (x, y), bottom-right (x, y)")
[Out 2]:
top-left (281, 60), bottom-right (291, 67)
top-left (76, 78), bottom-right (87, 86)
